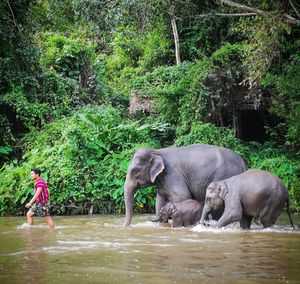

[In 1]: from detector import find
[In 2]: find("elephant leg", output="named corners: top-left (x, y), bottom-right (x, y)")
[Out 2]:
top-left (149, 193), bottom-right (167, 222)
top-left (259, 206), bottom-right (283, 228)
top-left (216, 213), bottom-right (236, 228)
top-left (156, 193), bottom-right (167, 215)
top-left (260, 216), bottom-right (275, 228)
top-left (171, 214), bottom-right (182, 228)
top-left (216, 204), bottom-right (242, 228)
top-left (239, 214), bottom-right (253, 229)
top-left (259, 200), bottom-right (283, 228)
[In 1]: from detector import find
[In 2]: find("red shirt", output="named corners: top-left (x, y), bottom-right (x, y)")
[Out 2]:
top-left (34, 177), bottom-right (49, 205)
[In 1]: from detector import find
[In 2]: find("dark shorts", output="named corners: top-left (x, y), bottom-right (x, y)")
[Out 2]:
top-left (30, 201), bottom-right (50, 217)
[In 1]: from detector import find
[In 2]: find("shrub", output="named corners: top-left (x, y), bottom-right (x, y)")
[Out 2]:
top-left (247, 142), bottom-right (300, 211)
top-left (130, 60), bottom-right (213, 134)
top-left (2, 86), bottom-right (50, 130)
top-left (0, 105), bottom-right (164, 215)
top-left (104, 24), bottom-right (171, 94)
top-left (40, 33), bottom-right (96, 80)
top-left (211, 43), bottom-right (245, 68)
top-left (174, 122), bottom-right (246, 157)
top-left (263, 53), bottom-right (300, 151)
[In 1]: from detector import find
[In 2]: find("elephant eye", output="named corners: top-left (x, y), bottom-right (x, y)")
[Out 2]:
top-left (131, 166), bottom-right (140, 174)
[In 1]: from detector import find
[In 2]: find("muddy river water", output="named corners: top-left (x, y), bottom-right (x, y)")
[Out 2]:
top-left (0, 214), bottom-right (299, 284)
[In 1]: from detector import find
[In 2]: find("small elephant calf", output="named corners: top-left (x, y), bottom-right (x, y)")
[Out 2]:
top-left (158, 199), bottom-right (203, 228)
top-left (200, 169), bottom-right (294, 229)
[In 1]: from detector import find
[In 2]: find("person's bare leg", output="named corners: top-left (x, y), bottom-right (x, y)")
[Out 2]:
top-left (44, 216), bottom-right (54, 229)
top-left (27, 211), bottom-right (35, 225)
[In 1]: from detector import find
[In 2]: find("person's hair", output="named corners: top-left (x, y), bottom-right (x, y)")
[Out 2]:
top-left (31, 168), bottom-right (41, 176)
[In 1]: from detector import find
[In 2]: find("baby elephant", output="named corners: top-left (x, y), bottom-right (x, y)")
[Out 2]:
top-left (158, 199), bottom-right (203, 228)
top-left (200, 169), bottom-right (294, 229)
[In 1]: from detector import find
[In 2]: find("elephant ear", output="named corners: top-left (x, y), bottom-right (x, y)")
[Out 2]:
top-left (167, 203), bottom-right (177, 217)
top-left (149, 154), bottom-right (165, 183)
top-left (218, 183), bottom-right (228, 200)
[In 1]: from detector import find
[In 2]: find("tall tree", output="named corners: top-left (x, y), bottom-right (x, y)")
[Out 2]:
top-left (169, 4), bottom-right (181, 65)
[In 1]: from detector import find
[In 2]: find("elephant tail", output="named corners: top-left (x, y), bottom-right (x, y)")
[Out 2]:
top-left (286, 199), bottom-right (295, 229)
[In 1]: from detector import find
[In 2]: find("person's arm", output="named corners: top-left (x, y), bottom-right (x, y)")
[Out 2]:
top-left (25, 187), bottom-right (42, 208)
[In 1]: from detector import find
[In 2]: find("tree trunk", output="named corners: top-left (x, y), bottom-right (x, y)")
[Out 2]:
top-left (171, 17), bottom-right (181, 65)
top-left (233, 109), bottom-right (241, 138)
top-left (88, 203), bottom-right (94, 215)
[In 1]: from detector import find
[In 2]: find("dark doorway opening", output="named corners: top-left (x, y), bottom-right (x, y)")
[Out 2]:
top-left (240, 110), bottom-right (266, 142)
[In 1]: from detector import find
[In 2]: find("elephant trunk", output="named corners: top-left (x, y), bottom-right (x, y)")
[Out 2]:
top-left (149, 215), bottom-right (160, 222)
top-left (200, 204), bottom-right (211, 223)
top-left (124, 179), bottom-right (137, 227)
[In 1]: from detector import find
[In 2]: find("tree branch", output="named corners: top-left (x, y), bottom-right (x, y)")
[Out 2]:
top-left (5, 0), bottom-right (21, 33)
top-left (289, 0), bottom-right (300, 19)
top-left (217, 0), bottom-right (266, 15)
top-left (216, 0), bottom-right (300, 25)
top-left (174, 12), bottom-right (256, 21)
top-left (283, 13), bottom-right (300, 25)
top-left (215, 12), bottom-right (256, 17)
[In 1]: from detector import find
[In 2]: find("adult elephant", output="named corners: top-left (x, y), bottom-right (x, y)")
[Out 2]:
top-left (124, 144), bottom-right (247, 226)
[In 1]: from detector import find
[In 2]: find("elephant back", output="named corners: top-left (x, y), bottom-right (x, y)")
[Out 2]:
top-left (158, 144), bottom-right (247, 202)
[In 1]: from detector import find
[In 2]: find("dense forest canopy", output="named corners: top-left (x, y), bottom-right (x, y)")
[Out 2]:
top-left (0, 0), bottom-right (299, 214)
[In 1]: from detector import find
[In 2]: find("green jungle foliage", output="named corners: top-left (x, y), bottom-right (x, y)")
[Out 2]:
top-left (0, 106), bottom-right (167, 215)
top-left (0, 0), bottom-right (299, 214)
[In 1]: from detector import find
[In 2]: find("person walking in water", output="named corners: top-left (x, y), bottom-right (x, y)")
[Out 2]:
top-left (25, 168), bottom-right (54, 229)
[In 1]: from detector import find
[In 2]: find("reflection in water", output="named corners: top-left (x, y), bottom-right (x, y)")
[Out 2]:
top-left (20, 229), bottom-right (49, 283)
top-left (0, 214), bottom-right (299, 284)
